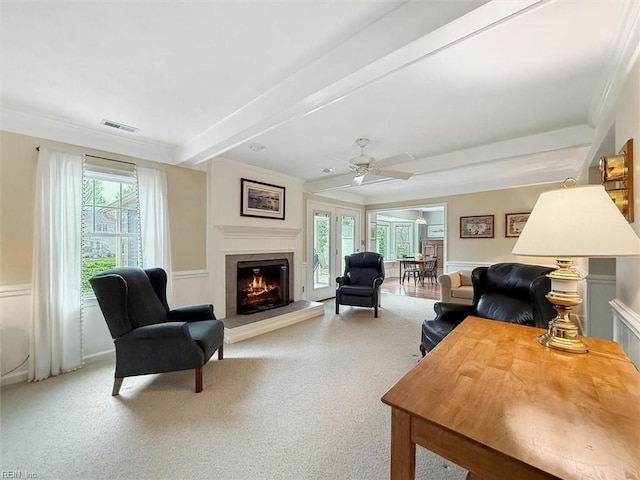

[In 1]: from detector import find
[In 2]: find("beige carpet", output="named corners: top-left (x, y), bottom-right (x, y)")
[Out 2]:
top-left (1, 293), bottom-right (467, 480)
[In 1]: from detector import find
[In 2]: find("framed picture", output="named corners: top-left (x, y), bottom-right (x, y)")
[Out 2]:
top-left (427, 224), bottom-right (444, 238)
top-left (240, 178), bottom-right (285, 220)
top-left (505, 212), bottom-right (530, 237)
top-left (460, 215), bottom-right (494, 239)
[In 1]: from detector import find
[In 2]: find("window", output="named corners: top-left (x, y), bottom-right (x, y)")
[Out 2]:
top-left (82, 171), bottom-right (140, 293)
top-left (376, 223), bottom-right (389, 258)
top-left (394, 224), bottom-right (412, 259)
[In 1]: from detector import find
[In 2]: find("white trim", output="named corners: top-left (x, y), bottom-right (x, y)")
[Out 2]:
top-left (587, 0), bottom-right (640, 124)
top-left (83, 349), bottom-right (115, 364)
top-left (178, 0), bottom-right (544, 166)
top-left (172, 269), bottom-right (209, 280)
top-left (2, 108), bottom-right (176, 165)
top-left (0, 271), bottom-right (208, 299)
top-left (224, 302), bottom-right (324, 343)
top-left (217, 225), bottom-right (301, 239)
top-left (0, 284), bottom-right (31, 298)
top-left (584, 274), bottom-right (616, 285)
top-left (610, 299), bottom-right (640, 339)
top-left (1, 371), bottom-right (28, 386)
top-left (444, 261), bottom-right (492, 273)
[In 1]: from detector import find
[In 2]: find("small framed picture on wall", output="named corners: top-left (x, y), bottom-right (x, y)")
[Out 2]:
top-left (240, 178), bottom-right (286, 220)
top-left (460, 215), bottom-right (494, 238)
top-left (505, 212), bottom-right (530, 237)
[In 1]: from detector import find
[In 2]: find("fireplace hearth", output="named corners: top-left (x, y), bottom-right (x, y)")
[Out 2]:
top-left (237, 259), bottom-right (289, 314)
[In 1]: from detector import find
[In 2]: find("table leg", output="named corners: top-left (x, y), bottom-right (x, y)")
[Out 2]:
top-left (390, 408), bottom-right (415, 480)
top-left (399, 262), bottom-right (402, 283)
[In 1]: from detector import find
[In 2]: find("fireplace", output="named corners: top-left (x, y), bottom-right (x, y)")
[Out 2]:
top-left (236, 258), bottom-right (290, 314)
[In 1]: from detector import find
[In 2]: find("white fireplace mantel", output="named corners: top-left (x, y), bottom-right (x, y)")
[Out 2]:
top-left (217, 225), bottom-right (301, 239)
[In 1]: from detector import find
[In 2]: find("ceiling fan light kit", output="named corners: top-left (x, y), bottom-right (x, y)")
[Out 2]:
top-left (346, 137), bottom-right (414, 186)
top-left (306, 137), bottom-right (416, 193)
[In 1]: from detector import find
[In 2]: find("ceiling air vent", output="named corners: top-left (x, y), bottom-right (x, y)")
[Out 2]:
top-left (100, 119), bottom-right (139, 133)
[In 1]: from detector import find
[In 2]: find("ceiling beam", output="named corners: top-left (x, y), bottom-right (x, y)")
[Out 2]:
top-left (177, 0), bottom-right (548, 166)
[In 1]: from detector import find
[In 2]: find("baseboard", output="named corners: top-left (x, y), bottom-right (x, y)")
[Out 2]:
top-left (224, 302), bottom-right (324, 343)
top-left (83, 349), bottom-right (115, 364)
top-left (1, 370), bottom-right (28, 387)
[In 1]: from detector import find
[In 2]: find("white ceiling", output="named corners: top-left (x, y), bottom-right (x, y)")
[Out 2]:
top-left (2, 0), bottom-right (639, 204)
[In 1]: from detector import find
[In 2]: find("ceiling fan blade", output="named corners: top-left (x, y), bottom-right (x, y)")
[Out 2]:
top-left (377, 152), bottom-right (414, 168)
top-left (375, 169), bottom-right (413, 180)
top-left (352, 174), bottom-right (366, 186)
top-left (303, 172), bottom-right (357, 193)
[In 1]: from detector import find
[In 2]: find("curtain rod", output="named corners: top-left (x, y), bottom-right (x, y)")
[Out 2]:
top-left (36, 147), bottom-right (136, 166)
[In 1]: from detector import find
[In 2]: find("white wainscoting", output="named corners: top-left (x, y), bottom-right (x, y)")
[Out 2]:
top-left (0, 269), bottom-right (211, 386)
top-left (172, 270), bottom-right (212, 308)
top-left (583, 274), bottom-right (616, 340)
top-left (610, 299), bottom-right (640, 369)
top-left (0, 284), bottom-right (32, 386)
top-left (444, 261), bottom-right (493, 273)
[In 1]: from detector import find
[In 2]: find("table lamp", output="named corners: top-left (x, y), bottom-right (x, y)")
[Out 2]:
top-left (512, 179), bottom-right (640, 353)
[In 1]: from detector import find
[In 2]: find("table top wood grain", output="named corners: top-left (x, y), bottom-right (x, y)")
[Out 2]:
top-left (382, 316), bottom-right (640, 480)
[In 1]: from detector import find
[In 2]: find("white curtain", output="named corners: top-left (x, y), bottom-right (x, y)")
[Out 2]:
top-left (138, 166), bottom-right (173, 301)
top-left (30, 148), bottom-right (83, 381)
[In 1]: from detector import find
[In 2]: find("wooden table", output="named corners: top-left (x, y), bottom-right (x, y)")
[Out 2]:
top-left (381, 316), bottom-right (640, 480)
top-left (398, 259), bottom-right (433, 285)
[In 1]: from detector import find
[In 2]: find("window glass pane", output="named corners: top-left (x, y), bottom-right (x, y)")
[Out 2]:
top-left (313, 212), bottom-right (330, 289)
top-left (376, 225), bottom-right (388, 258)
top-left (82, 207), bottom-right (94, 232)
top-left (121, 209), bottom-right (138, 233)
top-left (96, 208), bottom-right (118, 233)
top-left (120, 184), bottom-right (137, 208)
top-left (82, 173), bottom-right (140, 294)
top-left (395, 224), bottom-right (412, 259)
top-left (341, 216), bottom-right (355, 272)
top-left (96, 180), bottom-right (121, 206)
top-left (81, 238), bottom-right (116, 293)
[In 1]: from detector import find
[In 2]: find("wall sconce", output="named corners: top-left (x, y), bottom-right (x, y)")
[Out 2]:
top-left (599, 138), bottom-right (634, 222)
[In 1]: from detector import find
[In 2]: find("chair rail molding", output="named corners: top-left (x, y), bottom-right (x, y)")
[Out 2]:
top-left (609, 299), bottom-right (640, 369)
top-left (444, 261), bottom-right (493, 273)
top-left (0, 284), bottom-right (32, 298)
top-left (172, 269), bottom-right (209, 280)
top-left (217, 225), bottom-right (301, 239)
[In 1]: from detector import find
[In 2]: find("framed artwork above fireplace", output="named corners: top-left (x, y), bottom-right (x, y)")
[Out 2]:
top-left (241, 178), bottom-right (286, 220)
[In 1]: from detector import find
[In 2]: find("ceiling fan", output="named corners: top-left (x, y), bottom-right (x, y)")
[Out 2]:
top-left (347, 138), bottom-right (414, 186)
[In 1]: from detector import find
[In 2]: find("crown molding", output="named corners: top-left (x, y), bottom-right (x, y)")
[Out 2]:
top-left (587, 0), bottom-right (640, 126)
top-left (1, 108), bottom-right (177, 165)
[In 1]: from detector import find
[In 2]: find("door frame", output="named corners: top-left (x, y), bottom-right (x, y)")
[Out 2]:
top-left (306, 201), bottom-right (361, 301)
top-left (366, 203), bottom-right (447, 276)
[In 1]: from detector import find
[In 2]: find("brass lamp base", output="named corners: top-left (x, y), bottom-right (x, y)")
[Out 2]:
top-left (540, 258), bottom-right (589, 354)
top-left (538, 325), bottom-right (588, 354)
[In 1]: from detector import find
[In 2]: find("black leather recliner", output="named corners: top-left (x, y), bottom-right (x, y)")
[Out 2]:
top-left (420, 263), bottom-right (555, 355)
top-left (336, 252), bottom-right (385, 318)
top-left (90, 267), bottom-right (224, 395)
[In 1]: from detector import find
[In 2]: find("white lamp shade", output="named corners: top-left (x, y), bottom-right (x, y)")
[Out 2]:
top-left (512, 184), bottom-right (640, 257)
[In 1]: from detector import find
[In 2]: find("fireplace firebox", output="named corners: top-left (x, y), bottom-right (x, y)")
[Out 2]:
top-left (237, 259), bottom-right (290, 314)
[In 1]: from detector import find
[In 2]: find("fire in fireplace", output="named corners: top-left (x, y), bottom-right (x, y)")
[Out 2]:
top-left (237, 259), bottom-right (290, 314)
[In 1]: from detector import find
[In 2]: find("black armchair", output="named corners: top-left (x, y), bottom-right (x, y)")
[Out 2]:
top-left (420, 263), bottom-right (555, 355)
top-left (336, 252), bottom-right (385, 318)
top-left (89, 267), bottom-right (224, 395)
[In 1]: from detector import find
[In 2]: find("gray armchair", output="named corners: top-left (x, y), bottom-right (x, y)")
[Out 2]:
top-left (336, 252), bottom-right (385, 317)
top-left (89, 267), bottom-right (224, 395)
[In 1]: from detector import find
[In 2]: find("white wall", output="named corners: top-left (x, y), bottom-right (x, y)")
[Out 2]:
top-left (207, 157), bottom-right (305, 318)
top-left (611, 56), bottom-right (640, 365)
